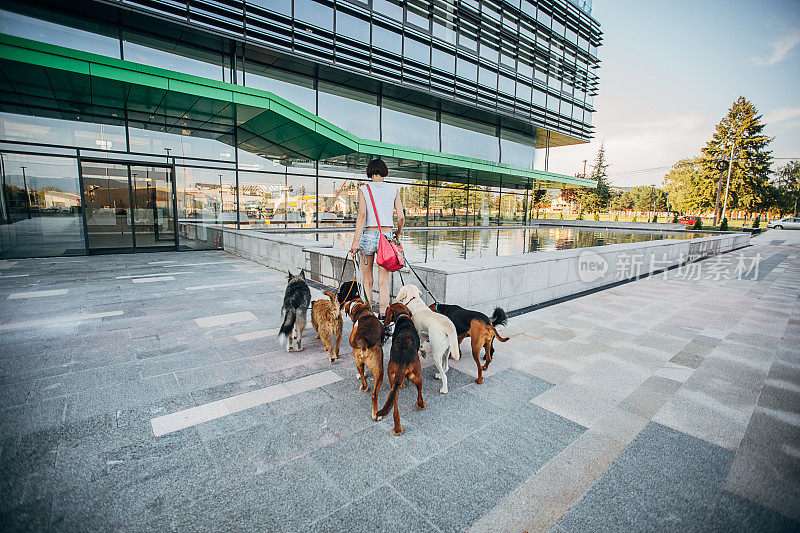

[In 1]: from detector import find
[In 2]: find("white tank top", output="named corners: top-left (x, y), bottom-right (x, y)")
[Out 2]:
top-left (361, 181), bottom-right (398, 228)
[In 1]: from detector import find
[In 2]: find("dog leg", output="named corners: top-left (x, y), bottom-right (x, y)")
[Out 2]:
top-left (355, 358), bottom-right (368, 391)
top-left (412, 370), bottom-right (426, 410)
top-left (367, 358), bottom-right (383, 420)
top-left (321, 334), bottom-right (334, 363)
top-left (472, 338), bottom-right (484, 384)
top-left (482, 340), bottom-right (493, 370)
top-left (392, 390), bottom-right (403, 436)
top-left (295, 315), bottom-right (306, 351)
top-left (334, 322), bottom-right (342, 360)
top-left (433, 354), bottom-right (448, 394)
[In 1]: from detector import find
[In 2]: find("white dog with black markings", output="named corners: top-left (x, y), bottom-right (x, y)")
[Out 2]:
top-left (396, 284), bottom-right (460, 394)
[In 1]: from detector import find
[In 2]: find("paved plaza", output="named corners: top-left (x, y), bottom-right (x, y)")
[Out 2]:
top-left (1, 231), bottom-right (799, 532)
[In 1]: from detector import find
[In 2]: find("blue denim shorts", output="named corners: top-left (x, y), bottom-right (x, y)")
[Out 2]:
top-left (359, 229), bottom-right (392, 255)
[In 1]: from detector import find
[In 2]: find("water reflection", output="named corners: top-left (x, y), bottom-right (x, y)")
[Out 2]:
top-left (273, 226), bottom-right (707, 264)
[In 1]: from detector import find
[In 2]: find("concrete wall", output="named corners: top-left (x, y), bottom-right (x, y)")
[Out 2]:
top-left (213, 226), bottom-right (750, 315)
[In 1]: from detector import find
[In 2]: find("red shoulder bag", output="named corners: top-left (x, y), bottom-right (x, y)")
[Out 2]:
top-left (364, 184), bottom-right (405, 272)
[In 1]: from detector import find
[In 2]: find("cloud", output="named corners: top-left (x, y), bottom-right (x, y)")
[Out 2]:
top-left (750, 31), bottom-right (800, 66)
top-left (765, 107), bottom-right (800, 125)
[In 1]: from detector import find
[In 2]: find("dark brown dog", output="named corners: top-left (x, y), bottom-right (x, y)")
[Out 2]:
top-left (377, 303), bottom-right (425, 435)
top-left (311, 290), bottom-right (343, 363)
top-left (345, 298), bottom-right (384, 420)
top-left (429, 303), bottom-right (509, 384)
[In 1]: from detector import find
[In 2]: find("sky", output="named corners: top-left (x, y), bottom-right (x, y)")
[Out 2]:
top-left (538, 0), bottom-right (800, 187)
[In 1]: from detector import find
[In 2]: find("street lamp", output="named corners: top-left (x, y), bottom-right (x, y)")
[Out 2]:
top-left (219, 174), bottom-right (223, 217)
top-left (20, 165), bottom-right (31, 219)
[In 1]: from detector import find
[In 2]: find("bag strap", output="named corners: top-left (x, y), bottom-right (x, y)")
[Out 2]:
top-left (364, 184), bottom-right (382, 229)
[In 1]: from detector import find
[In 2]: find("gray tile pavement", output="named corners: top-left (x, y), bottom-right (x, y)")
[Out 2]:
top-left (0, 231), bottom-right (798, 531)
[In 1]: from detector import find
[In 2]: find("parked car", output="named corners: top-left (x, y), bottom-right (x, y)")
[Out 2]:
top-left (767, 217), bottom-right (800, 230)
top-left (677, 215), bottom-right (701, 226)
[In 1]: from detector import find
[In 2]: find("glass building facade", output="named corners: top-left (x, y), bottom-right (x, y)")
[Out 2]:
top-left (0, 0), bottom-right (601, 258)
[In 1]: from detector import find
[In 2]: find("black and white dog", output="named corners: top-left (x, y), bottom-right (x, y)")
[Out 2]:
top-left (278, 270), bottom-right (311, 352)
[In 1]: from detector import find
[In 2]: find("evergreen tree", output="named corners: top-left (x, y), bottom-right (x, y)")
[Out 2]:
top-left (581, 142), bottom-right (612, 213)
top-left (773, 160), bottom-right (800, 216)
top-left (663, 157), bottom-right (707, 213)
top-left (700, 96), bottom-right (773, 214)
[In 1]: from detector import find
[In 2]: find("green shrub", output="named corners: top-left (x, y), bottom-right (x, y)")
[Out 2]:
top-left (672, 213), bottom-right (678, 223)
top-left (594, 213), bottom-right (600, 221)
top-left (632, 215), bottom-right (637, 222)
top-left (692, 218), bottom-right (702, 230)
top-left (753, 215), bottom-right (760, 228)
top-left (720, 217), bottom-right (729, 231)
top-left (559, 212), bottom-right (564, 219)
top-left (613, 214), bottom-right (619, 221)
top-left (652, 215), bottom-right (658, 223)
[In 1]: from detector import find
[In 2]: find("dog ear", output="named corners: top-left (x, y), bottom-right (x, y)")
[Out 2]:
top-left (287, 270), bottom-right (293, 280)
top-left (299, 270), bottom-right (305, 279)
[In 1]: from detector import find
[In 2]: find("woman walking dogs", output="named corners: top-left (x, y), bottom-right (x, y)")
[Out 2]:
top-left (350, 159), bottom-right (405, 320)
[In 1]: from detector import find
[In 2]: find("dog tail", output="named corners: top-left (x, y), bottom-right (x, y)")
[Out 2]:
top-left (490, 325), bottom-right (510, 343)
top-left (449, 328), bottom-right (461, 361)
top-left (376, 373), bottom-right (402, 418)
top-left (278, 306), bottom-right (296, 346)
top-left (491, 307), bottom-right (508, 327)
top-left (324, 290), bottom-right (340, 316)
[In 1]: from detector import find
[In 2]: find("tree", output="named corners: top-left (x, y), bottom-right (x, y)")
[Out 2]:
top-left (581, 143), bottom-right (612, 213)
top-left (772, 160), bottom-right (800, 216)
top-left (700, 96), bottom-right (773, 216)
top-left (663, 157), bottom-right (708, 213)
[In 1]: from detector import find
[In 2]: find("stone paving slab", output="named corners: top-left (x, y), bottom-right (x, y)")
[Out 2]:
top-left (1, 233), bottom-right (799, 531)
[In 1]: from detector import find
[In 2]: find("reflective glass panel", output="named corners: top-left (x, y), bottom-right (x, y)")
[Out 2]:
top-left (336, 10), bottom-right (370, 43)
top-left (478, 67), bottom-right (497, 89)
top-left (373, 24), bottom-right (402, 54)
top-left (0, 113), bottom-right (127, 153)
top-left (500, 129), bottom-right (535, 168)
top-left (249, 0), bottom-right (291, 16)
top-left (0, 153), bottom-right (85, 257)
top-left (124, 38), bottom-right (223, 80)
top-left (373, 0), bottom-right (403, 21)
top-left (441, 114), bottom-right (498, 162)
top-left (294, 0), bottom-right (334, 30)
top-left (244, 68), bottom-right (316, 112)
top-left (432, 47), bottom-right (456, 73)
top-left (0, 9), bottom-right (120, 58)
top-left (381, 99), bottom-right (439, 151)
top-left (456, 57), bottom-right (478, 81)
top-left (317, 82), bottom-right (379, 140)
top-left (404, 36), bottom-right (430, 65)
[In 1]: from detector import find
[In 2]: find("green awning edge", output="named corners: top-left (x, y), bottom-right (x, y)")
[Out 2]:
top-left (0, 33), bottom-right (597, 190)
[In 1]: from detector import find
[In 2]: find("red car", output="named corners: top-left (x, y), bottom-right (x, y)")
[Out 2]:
top-left (677, 215), bottom-right (701, 226)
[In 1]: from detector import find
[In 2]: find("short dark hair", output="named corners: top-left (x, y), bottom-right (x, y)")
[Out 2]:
top-left (366, 159), bottom-right (388, 178)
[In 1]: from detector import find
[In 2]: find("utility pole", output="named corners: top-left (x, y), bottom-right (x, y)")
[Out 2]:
top-left (582, 159), bottom-right (587, 178)
top-left (219, 174), bottom-right (223, 217)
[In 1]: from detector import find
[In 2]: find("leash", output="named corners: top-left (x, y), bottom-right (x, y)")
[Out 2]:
top-left (398, 249), bottom-right (438, 304)
top-left (337, 250), bottom-right (358, 303)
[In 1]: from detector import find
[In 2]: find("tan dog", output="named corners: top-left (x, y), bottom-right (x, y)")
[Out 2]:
top-left (396, 285), bottom-right (459, 394)
top-left (311, 290), bottom-right (343, 363)
top-left (345, 298), bottom-right (384, 420)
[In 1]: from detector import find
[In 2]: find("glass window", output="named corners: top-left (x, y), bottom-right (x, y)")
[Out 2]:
top-left (373, 24), bottom-right (402, 54)
top-left (175, 166), bottom-right (237, 230)
top-left (516, 80), bottom-right (532, 103)
top-left (381, 99), bottom-right (438, 151)
top-left (533, 88), bottom-right (546, 108)
top-left (248, 0), bottom-right (291, 16)
top-left (373, 0), bottom-right (403, 21)
top-left (546, 95), bottom-right (560, 113)
top-left (404, 35), bottom-right (430, 65)
top-left (336, 10), bottom-right (370, 43)
top-left (500, 129), bottom-right (534, 168)
top-left (458, 32), bottom-right (477, 51)
top-left (433, 20), bottom-right (456, 44)
top-left (479, 42), bottom-right (499, 64)
top-left (294, 0), bottom-right (334, 30)
top-left (0, 113), bottom-right (127, 152)
top-left (456, 57), bottom-right (478, 82)
top-left (432, 47), bottom-right (456, 73)
top-left (317, 82), bottom-right (379, 140)
top-left (406, 6), bottom-right (429, 30)
top-left (244, 67), bottom-right (316, 112)
top-left (552, 19), bottom-right (565, 38)
top-left (478, 67), bottom-right (497, 89)
top-left (127, 126), bottom-right (235, 162)
top-left (0, 9), bottom-right (120, 59)
top-left (0, 153), bottom-right (85, 258)
top-left (124, 37), bottom-right (223, 80)
top-left (499, 75), bottom-right (515, 96)
top-left (536, 9), bottom-right (551, 28)
top-left (500, 52), bottom-right (516, 69)
top-left (441, 114), bottom-right (498, 162)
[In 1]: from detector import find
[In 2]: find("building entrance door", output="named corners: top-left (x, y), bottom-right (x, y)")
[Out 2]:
top-left (80, 160), bottom-right (177, 253)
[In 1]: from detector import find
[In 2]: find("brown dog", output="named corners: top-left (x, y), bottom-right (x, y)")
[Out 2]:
top-left (311, 290), bottom-right (343, 363)
top-left (377, 303), bottom-right (425, 435)
top-left (429, 303), bottom-right (509, 384)
top-left (345, 298), bottom-right (384, 420)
